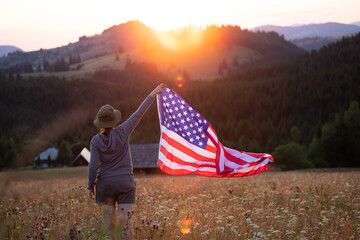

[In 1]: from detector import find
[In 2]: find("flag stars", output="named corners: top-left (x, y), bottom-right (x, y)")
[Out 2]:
top-left (159, 88), bottom-right (210, 150)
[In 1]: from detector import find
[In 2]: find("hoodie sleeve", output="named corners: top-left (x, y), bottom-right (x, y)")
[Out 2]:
top-left (120, 95), bottom-right (154, 137)
top-left (88, 139), bottom-right (100, 190)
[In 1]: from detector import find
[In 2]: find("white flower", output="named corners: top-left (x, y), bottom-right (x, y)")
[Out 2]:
top-left (201, 230), bottom-right (209, 235)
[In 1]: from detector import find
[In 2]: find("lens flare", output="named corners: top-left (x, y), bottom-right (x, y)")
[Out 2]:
top-left (175, 75), bottom-right (185, 88)
top-left (181, 227), bottom-right (190, 234)
top-left (179, 219), bottom-right (193, 234)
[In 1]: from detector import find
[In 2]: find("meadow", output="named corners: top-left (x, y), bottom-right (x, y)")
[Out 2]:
top-left (0, 167), bottom-right (359, 239)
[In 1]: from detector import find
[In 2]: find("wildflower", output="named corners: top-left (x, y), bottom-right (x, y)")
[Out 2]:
top-left (216, 226), bottom-right (225, 231)
top-left (228, 189), bottom-right (234, 194)
top-left (26, 233), bottom-right (31, 239)
top-left (39, 231), bottom-right (44, 236)
top-left (141, 218), bottom-right (145, 223)
top-left (151, 222), bottom-right (159, 228)
top-left (201, 230), bottom-right (209, 235)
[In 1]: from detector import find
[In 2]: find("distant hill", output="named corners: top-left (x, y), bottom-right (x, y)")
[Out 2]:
top-left (252, 22), bottom-right (360, 51)
top-left (0, 21), bottom-right (304, 80)
top-left (351, 21), bottom-right (360, 27)
top-left (252, 22), bottom-right (360, 39)
top-left (0, 45), bottom-right (22, 57)
top-left (290, 36), bottom-right (342, 51)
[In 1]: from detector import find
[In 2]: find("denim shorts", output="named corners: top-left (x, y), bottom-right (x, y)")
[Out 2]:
top-left (96, 174), bottom-right (136, 205)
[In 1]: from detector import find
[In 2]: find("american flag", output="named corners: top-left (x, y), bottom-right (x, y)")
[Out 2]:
top-left (156, 87), bottom-right (274, 177)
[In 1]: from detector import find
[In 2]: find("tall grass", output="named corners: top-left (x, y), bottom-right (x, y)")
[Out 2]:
top-left (1, 168), bottom-right (359, 239)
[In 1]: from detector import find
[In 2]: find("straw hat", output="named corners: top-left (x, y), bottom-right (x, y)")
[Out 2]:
top-left (93, 104), bottom-right (121, 128)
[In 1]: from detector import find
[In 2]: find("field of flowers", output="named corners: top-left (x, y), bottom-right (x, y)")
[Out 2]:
top-left (0, 167), bottom-right (359, 239)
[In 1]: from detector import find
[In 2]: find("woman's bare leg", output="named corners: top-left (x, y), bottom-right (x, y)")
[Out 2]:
top-left (102, 204), bottom-right (117, 238)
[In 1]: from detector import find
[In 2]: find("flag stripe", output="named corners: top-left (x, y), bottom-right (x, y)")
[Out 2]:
top-left (158, 150), bottom-right (217, 174)
top-left (161, 126), bottom-right (217, 157)
top-left (158, 152), bottom-right (270, 177)
top-left (159, 137), bottom-right (216, 167)
top-left (160, 145), bottom-right (216, 169)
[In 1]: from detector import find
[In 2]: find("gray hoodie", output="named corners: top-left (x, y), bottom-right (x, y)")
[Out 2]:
top-left (88, 96), bottom-right (154, 190)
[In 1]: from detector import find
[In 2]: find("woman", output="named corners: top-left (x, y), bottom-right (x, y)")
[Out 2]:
top-left (88, 83), bottom-right (165, 238)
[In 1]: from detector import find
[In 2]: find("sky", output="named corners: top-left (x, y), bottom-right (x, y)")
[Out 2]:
top-left (1, 0), bottom-right (359, 52)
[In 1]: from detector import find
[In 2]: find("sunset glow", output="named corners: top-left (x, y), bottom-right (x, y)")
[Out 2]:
top-left (0, 0), bottom-right (359, 51)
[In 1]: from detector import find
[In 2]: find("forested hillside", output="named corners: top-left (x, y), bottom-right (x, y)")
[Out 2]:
top-left (0, 33), bottom-right (359, 169)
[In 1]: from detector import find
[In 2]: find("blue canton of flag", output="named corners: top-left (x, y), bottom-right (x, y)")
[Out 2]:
top-left (158, 87), bottom-right (210, 150)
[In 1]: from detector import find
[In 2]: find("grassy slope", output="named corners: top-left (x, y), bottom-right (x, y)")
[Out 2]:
top-left (22, 45), bottom-right (261, 81)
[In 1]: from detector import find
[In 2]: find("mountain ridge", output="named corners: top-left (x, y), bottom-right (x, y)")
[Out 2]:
top-left (0, 45), bottom-right (23, 57)
top-left (252, 22), bottom-right (360, 39)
